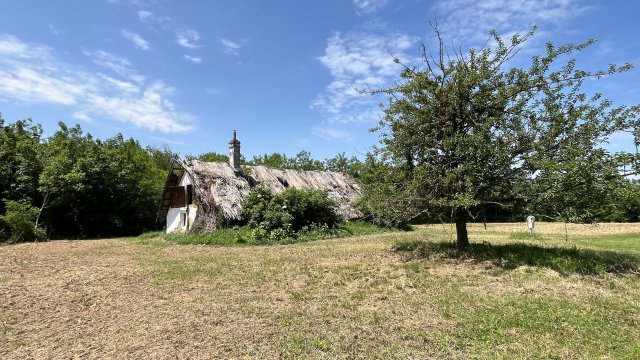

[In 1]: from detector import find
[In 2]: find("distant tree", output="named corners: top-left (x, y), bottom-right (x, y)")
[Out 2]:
top-left (324, 152), bottom-right (364, 177)
top-left (365, 26), bottom-right (639, 248)
top-left (39, 123), bottom-right (165, 237)
top-left (147, 145), bottom-right (176, 172)
top-left (196, 151), bottom-right (229, 163)
top-left (292, 150), bottom-right (324, 171)
top-left (0, 116), bottom-right (44, 213)
top-left (37, 123), bottom-right (91, 236)
top-left (249, 153), bottom-right (291, 168)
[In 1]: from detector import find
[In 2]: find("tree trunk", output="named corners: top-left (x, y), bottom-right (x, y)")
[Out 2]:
top-left (35, 193), bottom-right (49, 230)
top-left (455, 209), bottom-right (469, 250)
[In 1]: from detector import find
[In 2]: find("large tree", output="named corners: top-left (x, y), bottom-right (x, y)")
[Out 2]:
top-left (365, 27), bottom-right (639, 248)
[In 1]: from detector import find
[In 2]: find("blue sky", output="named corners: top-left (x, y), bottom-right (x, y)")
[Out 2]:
top-left (0, 0), bottom-right (638, 159)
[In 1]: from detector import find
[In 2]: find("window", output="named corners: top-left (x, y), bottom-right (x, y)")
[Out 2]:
top-left (169, 186), bottom-right (186, 207)
top-left (186, 184), bottom-right (193, 205)
top-left (182, 212), bottom-right (188, 231)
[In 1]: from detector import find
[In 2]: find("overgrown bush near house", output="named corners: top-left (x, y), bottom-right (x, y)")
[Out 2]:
top-left (239, 186), bottom-right (342, 241)
top-left (0, 199), bottom-right (46, 242)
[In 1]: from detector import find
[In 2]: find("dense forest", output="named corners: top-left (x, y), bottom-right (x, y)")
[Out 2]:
top-left (1, 113), bottom-right (639, 242)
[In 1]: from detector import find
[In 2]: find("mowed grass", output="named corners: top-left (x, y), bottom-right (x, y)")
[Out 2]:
top-left (0, 222), bottom-right (638, 359)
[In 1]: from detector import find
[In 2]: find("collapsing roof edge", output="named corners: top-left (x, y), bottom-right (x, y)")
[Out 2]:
top-left (182, 159), bottom-right (364, 225)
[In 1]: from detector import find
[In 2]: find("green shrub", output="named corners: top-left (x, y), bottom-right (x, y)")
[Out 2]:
top-left (0, 217), bottom-right (10, 241)
top-left (240, 186), bottom-right (343, 241)
top-left (0, 199), bottom-right (46, 243)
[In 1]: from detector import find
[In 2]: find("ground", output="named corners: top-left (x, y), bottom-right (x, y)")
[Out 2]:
top-left (1, 223), bottom-right (639, 359)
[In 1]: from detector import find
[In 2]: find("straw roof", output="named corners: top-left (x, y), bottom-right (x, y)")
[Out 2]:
top-left (180, 159), bottom-right (363, 232)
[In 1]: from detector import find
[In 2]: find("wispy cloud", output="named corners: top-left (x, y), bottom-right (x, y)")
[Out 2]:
top-left (311, 31), bottom-right (414, 141)
top-left (48, 24), bottom-right (63, 36)
top-left (433, 0), bottom-right (588, 45)
top-left (137, 10), bottom-right (170, 24)
top-left (72, 111), bottom-right (94, 123)
top-left (353, 0), bottom-right (389, 15)
top-left (312, 126), bottom-right (353, 141)
top-left (219, 37), bottom-right (241, 55)
top-left (313, 0), bottom-right (588, 142)
top-left (312, 31), bottom-right (414, 124)
top-left (0, 34), bottom-right (50, 59)
top-left (83, 49), bottom-right (145, 83)
top-left (0, 66), bottom-right (85, 106)
top-left (184, 54), bottom-right (201, 63)
top-left (0, 34), bottom-right (193, 133)
top-left (121, 30), bottom-right (151, 50)
top-left (176, 28), bottom-right (201, 49)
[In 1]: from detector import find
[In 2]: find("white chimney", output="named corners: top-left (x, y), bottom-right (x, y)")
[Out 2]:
top-left (228, 130), bottom-right (242, 174)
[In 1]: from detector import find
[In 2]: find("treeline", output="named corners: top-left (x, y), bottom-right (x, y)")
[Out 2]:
top-left (0, 117), bottom-right (173, 241)
top-left (194, 150), bottom-right (364, 176)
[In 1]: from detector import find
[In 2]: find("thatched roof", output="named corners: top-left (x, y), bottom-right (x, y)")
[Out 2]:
top-left (180, 159), bottom-right (363, 231)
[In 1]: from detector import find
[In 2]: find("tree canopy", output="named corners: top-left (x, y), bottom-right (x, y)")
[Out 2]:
top-left (0, 116), bottom-right (174, 240)
top-left (361, 27), bottom-right (640, 248)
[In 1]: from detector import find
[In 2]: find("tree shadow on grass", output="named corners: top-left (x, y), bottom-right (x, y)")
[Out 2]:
top-left (392, 240), bottom-right (640, 276)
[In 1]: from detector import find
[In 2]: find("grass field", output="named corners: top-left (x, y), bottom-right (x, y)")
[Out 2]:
top-left (1, 222), bottom-right (639, 359)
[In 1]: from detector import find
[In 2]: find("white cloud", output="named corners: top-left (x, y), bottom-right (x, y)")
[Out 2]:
top-left (83, 49), bottom-right (145, 83)
top-left (98, 73), bottom-right (140, 93)
top-left (432, 0), bottom-right (588, 45)
top-left (121, 30), bottom-right (151, 51)
top-left (84, 81), bottom-right (192, 133)
top-left (0, 34), bottom-right (51, 59)
top-left (48, 24), bottom-right (63, 36)
top-left (137, 10), bottom-right (154, 21)
top-left (72, 111), bottom-right (94, 123)
top-left (184, 54), bottom-right (202, 63)
top-left (312, 126), bottom-right (353, 141)
top-left (176, 28), bottom-right (201, 49)
top-left (313, 0), bottom-right (588, 143)
top-left (0, 34), bottom-right (193, 133)
top-left (219, 38), bottom-right (241, 55)
top-left (137, 10), bottom-right (170, 24)
top-left (353, 0), bottom-right (389, 15)
top-left (312, 31), bottom-right (415, 122)
top-left (0, 66), bottom-right (84, 105)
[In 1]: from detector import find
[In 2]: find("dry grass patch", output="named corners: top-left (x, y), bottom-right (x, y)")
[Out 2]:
top-left (1, 223), bottom-right (639, 358)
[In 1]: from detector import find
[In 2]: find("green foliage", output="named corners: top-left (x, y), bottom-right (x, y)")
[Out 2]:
top-left (248, 150), bottom-right (325, 171)
top-left (38, 125), bottom-right (165, 237)
top-left (324, 152), bottom-right (364, 177)
top-left (0, 117), bottom-right (44, 212)
top-left (247, 151), bottom-right (364, 177)
top-left (147, 145), bottom-right (176, 172)
top-left (138, 221), bottom-right (386, 246)
top-left (366, 26), bottom-right (640, 247)
top-left (0, 200), bottom-right (46, 242)
top-left (0, 117), bottom-right (168, 239)
top-left (195, 151), bottom-right (232, 163)
top-left (239, 186), bottom-right (343, 242)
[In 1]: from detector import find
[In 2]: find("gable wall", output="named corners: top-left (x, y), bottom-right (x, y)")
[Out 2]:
top-left (165, 172), bottom-right (198, 233)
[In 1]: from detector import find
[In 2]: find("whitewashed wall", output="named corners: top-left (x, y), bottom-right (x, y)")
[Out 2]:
top-left (165, 173), bottom-right (197, 233)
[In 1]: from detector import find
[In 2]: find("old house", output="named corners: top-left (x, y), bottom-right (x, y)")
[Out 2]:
top-left (158, 132), bottom-right (363, 233)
